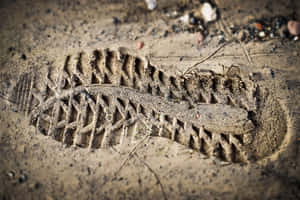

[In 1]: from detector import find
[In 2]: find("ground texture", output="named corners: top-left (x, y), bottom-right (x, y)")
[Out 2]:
top-left (0, 0), bottom-right (300, 199)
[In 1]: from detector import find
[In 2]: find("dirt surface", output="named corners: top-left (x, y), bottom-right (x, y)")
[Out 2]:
top-left (0, 0), bottom-right (300, 199)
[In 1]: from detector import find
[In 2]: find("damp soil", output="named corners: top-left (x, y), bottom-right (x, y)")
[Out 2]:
top-left (0, 0), bottom-right (300, 200)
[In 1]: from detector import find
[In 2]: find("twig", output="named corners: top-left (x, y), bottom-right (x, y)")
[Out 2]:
top-left (222, 14), bottom-right (252, 64)
top-left (182, 41), bottom-right (230, 76)
top-left (215, 0), bottom-right (231, 38)
top-left (110, 145), bottom-right (122, 155)
top-left (212, 52), bottom-right (292, 58)
top-left (114, 133), bottom-right (151, 177)
top-left (151, 51), bottom-right (294, 60)
top-left (238, 40), bottom-right (253, 64)
top-left (134, 152), bottom-right (168, 200)
top-left (215, 0), bottom-right (253, 64)
top-left (111, 143), bottom-right (168, 200)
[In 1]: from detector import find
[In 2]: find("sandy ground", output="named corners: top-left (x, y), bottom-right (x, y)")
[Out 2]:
top-left (0, 0), bottom-right (300, 199)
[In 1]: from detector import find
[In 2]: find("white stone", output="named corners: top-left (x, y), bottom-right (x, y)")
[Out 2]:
top-left (201, 2), bottom-right (217, 23)
top-left (218, 34), bottom-right (224, 40)
top-left (172, 10), bottom-right (178, 17)
top-left (258, 31), bottom-right (266, 38)
top-left (145, 0), bottom-right (157, 10)
top-left (179, 14), bottom-right (190, 24)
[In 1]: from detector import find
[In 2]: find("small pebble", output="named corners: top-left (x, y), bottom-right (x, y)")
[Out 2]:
top-left (7, 171), bottom-right (15, 178)
top-left (218, 34), bottom-right (224, 40)
top-left (201, 2), bottom-right (217, 23)
top-left (6, 80), bottom-right (11, 88)
top-left (180, 14), bottom-right (190, 25)
top-left (256, 23), bottom-right (263, 31)
top-left (287, 20), bottom-right (300, 36)
top-left (137, 41), bottom-right (144, 49)
top-left (18, 174), bottom-right (28, 183)
top-left (145, 0), bottom-right (157, 11)
top-left (198, 24), bottom-right (204, 31)
top-left (218, 37), bottom-right (225, 44)
top-left (8, 47), bottom-right (15, 52)
top-left (34, 182), bottom-right (41, 189)
top-left (112, 17), bottom-right (119, 25)
top-left (258, 31), bottom-right (266, 38)
top-left (270, 69), bottom-right (275, 78)
top-left (189, 17), bottom-right (196, 25)
top-left (237, 30), bottom-right (248, 41)
top-left (167, 10), bottom-right (179, 18)
top-left (21, 54), bottom-right (27, 60)
top-left (163, 30), bottom-right (168, 37)
top-left (270, 33), bottom-right (275, 38)
top-left (172, 11), bottom-right (178, 17)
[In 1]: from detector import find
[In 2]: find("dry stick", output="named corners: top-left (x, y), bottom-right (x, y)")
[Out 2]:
top-left (215, 0), bottom-right (253, 64)
top-left (182, 41), bottom-right (230, 76)
top-left (151, 51), bottom-right (294, 59)
top-left (212, 52), bottom-right (293, 58)
top-left (238, 40), bottom-right (253, 64)
top-left (134, 152), bottom-right (168, 200)
top-left (114, 132), bottom-right (151, 177)
top-left (217, 19), bottom-right (228, 38)
top-left (221, 16), bottom-right (252, 64)
top-left (215, 0), bottom-right (230, 39)
top-left (110, 145), bottom-right (122, 155)
top-left (111, 145), bottom-right (168, 200)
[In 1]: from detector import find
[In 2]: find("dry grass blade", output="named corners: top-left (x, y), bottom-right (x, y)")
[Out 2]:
top-left (134, 152), bottom-right (168, 200)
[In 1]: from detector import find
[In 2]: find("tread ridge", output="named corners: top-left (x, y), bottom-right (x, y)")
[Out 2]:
top-left (11, 49), bottom-right (268, 163)
top-left (29, 85), bottom-right (248, 162)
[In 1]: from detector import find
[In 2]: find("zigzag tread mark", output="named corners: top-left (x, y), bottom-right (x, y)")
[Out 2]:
top-left (56, 49), bottom-right (258, 110)
top-left (9, 49), bottom-right (269, 164)
top-left (28, 85), bottom-right (250, 163)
